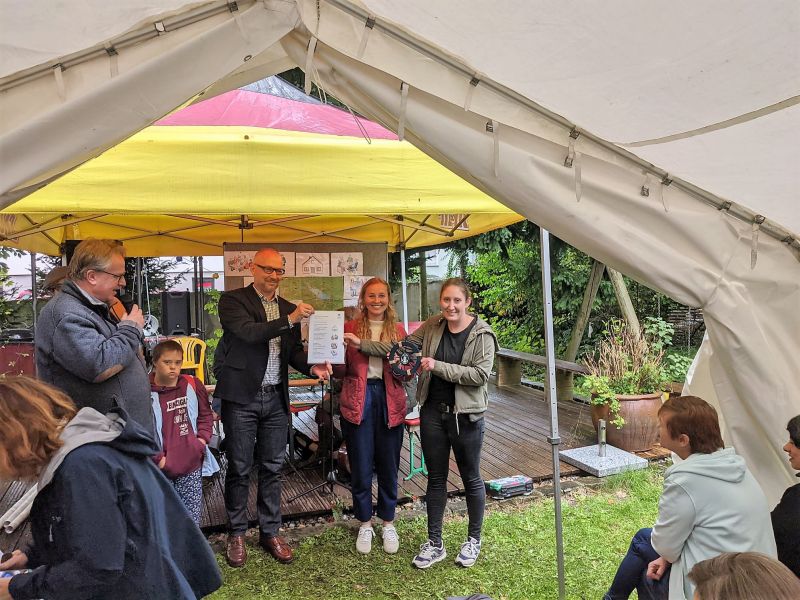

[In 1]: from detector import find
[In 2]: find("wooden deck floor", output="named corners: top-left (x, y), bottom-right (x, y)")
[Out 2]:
top-left (0, 383), bottom-right (668, 549)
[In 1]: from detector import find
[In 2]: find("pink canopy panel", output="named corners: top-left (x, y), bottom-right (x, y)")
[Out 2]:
top-left (156, 89), bottom-right (398, 140)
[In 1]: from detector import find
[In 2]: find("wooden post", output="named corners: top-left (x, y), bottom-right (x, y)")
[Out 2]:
top-left (556, 260), bottom-right (605, 401)
top-left (495, 355), bottom-right (522, 387)
top-left (607, 267), bottom-right (641, 338)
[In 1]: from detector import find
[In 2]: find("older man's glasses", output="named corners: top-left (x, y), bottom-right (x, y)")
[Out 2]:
top-left (254, 264), bottom-right (286, 276)
top-left (96, 269), bottom-right (126, 282)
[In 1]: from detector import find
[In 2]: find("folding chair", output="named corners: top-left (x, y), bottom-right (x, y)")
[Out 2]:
top-left (174, 336), bottom-right (207, 383)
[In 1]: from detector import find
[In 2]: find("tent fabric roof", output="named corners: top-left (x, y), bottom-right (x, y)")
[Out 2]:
top-left (333, 0), bottom-right (800, 238)
top-left (1, 76), bottom-right (520, 256)
top-left (0, 0), bottom-right (798, 504)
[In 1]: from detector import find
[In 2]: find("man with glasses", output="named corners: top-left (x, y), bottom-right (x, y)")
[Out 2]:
top-left (35, 238), bottom-right (154, 436)
top-left (214, 247), bottom-right (331, 567)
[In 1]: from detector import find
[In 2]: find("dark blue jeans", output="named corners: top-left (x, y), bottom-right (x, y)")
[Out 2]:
top-left (420, 401), bottom-right (485, 545)
top-left (341, 380), bottom-right (404, 522)
top-left (221, 389), bottom-right (288, 536)
top-left (605, 528), bottom-right (670, 600)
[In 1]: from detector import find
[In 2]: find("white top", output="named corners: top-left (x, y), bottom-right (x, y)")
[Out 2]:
top-left (366, 320), bottom-right (384, 380)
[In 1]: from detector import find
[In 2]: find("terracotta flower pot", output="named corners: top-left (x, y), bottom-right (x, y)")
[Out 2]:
top-left (590, 392), bottom-right (664, 452)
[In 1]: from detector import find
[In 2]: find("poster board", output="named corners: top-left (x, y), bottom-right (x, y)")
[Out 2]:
top-left (222, 242), bottom-right (388, 309)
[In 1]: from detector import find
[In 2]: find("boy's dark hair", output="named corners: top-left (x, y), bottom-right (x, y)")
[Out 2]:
top-left (787, 415), bottom-right (800, 447)
top-left (658, 395), bottom-right (724, 454)
top-left (152, 339), bottom-right (184, 363)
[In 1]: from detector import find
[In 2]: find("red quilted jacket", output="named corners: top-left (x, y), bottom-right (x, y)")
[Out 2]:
top-left (333, 320), bottom-right (408, 427)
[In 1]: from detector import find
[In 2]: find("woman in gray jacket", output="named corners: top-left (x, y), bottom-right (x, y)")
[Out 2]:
top-left (345, 278), bottom-right (498, 570)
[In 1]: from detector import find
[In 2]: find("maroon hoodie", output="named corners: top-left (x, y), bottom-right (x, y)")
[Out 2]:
top-left (150, 374), bottom-right (214, 479)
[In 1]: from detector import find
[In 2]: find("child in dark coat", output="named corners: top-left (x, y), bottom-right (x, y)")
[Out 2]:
top-left (150, 340), bottom-right (218, 524)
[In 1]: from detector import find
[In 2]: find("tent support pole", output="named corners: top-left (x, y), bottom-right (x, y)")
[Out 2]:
top-left (418, 250), bottom-right (427, 320)
top-left (192, 257), bottom-right (200, 334)
top-left (198, 255), bottom-right (205, 338)
top-left (540, 227), bottom-right (565, 600)
top-left (30, 252), bottom-right (37, 332)
top-left (135, 258), bottom-right (143, 308)
top-left (400, 246), bottom-right (409, 332)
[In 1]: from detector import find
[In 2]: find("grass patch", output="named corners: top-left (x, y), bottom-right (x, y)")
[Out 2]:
top-left (210, 465), bottom-right (665, 599)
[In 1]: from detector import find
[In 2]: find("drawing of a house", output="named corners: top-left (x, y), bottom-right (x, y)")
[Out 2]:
top-left (302, 255), bottom-right (324, 274)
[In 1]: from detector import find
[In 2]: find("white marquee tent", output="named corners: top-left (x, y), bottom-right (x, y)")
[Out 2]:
top-left (1, 0), bottom-right (798, 515)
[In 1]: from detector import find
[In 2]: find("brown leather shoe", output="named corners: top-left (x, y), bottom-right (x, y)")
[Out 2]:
top-left (259, 535), bottom-right (294, 564)
top-left (226, 534), bottom-right (247, 568)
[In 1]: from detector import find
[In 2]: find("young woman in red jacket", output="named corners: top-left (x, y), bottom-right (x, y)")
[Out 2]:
top-left (334, 277), bottom-right (407, 555)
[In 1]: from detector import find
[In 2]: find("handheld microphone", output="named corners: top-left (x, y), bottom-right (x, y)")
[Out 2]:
top-left (117, 293), bottom-right (135, 313)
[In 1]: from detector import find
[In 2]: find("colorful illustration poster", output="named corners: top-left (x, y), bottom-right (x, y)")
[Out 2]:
top-left (296, 253), bottom-right (330, 277)
top-left (224, 250), bottom-right (256, 276)
top-left (331, 252), bottom-right (363, 275)
top-left (279, 251), bottom-right (296, 277)
top-left (224, 250), bottom-right (295, 276)
top-left (343, 275), bottom-right (372, 307)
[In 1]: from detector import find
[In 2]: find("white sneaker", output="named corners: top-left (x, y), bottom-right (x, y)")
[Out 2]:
top-left (411, 540), bottom-right (447, 569)
top-left (454, 537), bottom-right (481, 567)
top-left (356, 526), bottom-right (375, 554)
top-left (382, 525), bottom-right (400, 554)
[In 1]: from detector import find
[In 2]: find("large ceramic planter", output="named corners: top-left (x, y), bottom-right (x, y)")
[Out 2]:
top-left (590, 392), bottom-right (663, 452)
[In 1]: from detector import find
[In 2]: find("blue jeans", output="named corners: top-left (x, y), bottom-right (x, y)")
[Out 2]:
top-left (605, 528), bottom-right (670, 600)
top-left (341, 380), bottom-right (404, 522)
top-left (420, 401), bottom-right (485, 544)
top-left (221, 389), bottom-right (288, 536)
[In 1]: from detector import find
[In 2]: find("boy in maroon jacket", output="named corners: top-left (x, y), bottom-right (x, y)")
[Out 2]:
top-left (150, 339), bottom-right (216, 524)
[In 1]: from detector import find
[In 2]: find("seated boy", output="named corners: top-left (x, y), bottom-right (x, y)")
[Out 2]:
top-left (604, 396), bottom-right (777, 600)
top-left (150, 339), bottom-right (219, 524)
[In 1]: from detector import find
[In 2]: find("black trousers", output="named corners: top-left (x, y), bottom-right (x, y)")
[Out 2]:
top-left (420, 401), bottom-right (486, 544)
top-left (221, 389), bottom-right (287, 536)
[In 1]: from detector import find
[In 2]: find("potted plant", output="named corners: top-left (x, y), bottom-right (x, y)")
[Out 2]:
top-left (577, 318), bottom-right (669, 452)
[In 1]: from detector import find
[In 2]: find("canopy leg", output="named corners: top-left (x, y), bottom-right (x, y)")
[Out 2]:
top-left (541, 227), bottom-right (566, 600)
top-left (400, 247), bottom-right (409, 332)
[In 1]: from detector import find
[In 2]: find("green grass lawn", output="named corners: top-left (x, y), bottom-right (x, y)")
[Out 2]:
top-left (210, 465), bottom-right (665, 600)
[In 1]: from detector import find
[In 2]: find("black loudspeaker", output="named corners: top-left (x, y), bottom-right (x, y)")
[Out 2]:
top-left (161, 291), bottom-right (192, 335)
top-left (61, 240), bottom-right (82, 263)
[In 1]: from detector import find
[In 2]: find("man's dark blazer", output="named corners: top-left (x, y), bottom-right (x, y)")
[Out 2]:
top-left (213, 284), bottom-right (313, 407)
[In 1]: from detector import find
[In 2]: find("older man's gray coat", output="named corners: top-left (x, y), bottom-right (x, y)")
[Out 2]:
top-left (35, 280), bottom-right (154, 436)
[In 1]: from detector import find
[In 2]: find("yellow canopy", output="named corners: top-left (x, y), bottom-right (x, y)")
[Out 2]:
top-left (0, 126), bottom-right (520, 256)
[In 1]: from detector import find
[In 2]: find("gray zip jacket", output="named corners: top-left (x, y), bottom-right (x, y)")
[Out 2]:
top-left (35, 280), bottom-right (154, 436)
top-left (360, 314), bottom-right (498, 415)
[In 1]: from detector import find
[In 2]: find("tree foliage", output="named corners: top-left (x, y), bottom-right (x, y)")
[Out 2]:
top-left (0, 247), bottom-right (22, 328)
top-left (447, 221), bottom-right (690, 363)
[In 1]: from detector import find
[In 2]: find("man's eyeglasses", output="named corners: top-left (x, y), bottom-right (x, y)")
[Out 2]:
top-left (254, 264), bottom-right (286, 276)
top-left (95, 269), bottom-right (126, 282)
